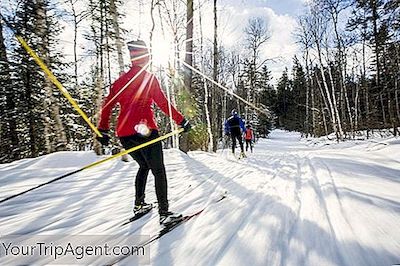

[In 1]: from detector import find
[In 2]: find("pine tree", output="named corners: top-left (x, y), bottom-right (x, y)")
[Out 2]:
top-left (6, 0), bottom-right (69, 159)
top-left (258, 65), bottom-right (275, 136)
top-left (291, 56), bottom-right (307, 132)
top-left (0, 19), bottom-right (19, 162)
top-left (275, 68), bottom-right (292, 128)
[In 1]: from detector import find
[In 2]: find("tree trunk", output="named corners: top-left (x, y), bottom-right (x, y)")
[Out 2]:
top-left (199, 1), bottom-right (214, 151)
top-left (361, 32), bottom-right (371, 138)
top-left (310, 65), bottom-right (316, 136)
top-left (68, 0), bottom-right (79, 87)
top-left (395, 82), bottom-right (400, 123)
top-left (204, 81), bottom-right (214, 151)
top-left (388, 95), bottom-right (397, 136)
top-left (179, 0), bottom-right (194, 153)
top-left (354, 79), bottom-right (360, 132)
top-left (94, 0), bottom-right (106, 155)
top-left (110, 0), bottom-right (125, 74)
top-left (304, 49), bottom-right (310, 137)
top-left (165, 79), bottom-right (178, 148)
top-left (380, 92), bottom-right (386, 126)
top-left (93, 76), bottom-right (104, 155)
top-left (149, 0), bottom-right (156, 71)
top-left (37, 0), bottom-right (67, 152)
top-left (316, 47), bottom-right (340, 139)
top-left (211, 0), bottom-right (218, 151)
top-left (321, 101), bottom-right (328, 136)
top-left (326, 63), bottom-right (344, 139)
top-left (184, 0), bottom-right (193, 92)
top-left (371, 1), bottom-right (380, 87)
top-left (343, 72), bottom-right (354, 137)
top-left (315, 70), bottom-right (333, 136)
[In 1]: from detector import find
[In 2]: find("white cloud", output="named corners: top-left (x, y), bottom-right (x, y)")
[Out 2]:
top-left (199, 4), bottom-right (300, 82)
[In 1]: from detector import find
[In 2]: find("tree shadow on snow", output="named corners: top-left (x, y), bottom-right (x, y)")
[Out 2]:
top-left (182, 156), bottom-right (399, 266)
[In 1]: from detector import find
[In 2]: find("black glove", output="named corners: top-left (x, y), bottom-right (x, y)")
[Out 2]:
top-left (96, 129), bottom-right (110, 146)
top-left (180, 118), bottom-right (191, 132)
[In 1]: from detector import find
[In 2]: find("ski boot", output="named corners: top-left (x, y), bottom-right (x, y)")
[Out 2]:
top-left (133, 202), bottom-right (153, 215)
top-left (159, 211), bottom-right (183, 226)
top-left (239, 151), bottom-right (247, 159)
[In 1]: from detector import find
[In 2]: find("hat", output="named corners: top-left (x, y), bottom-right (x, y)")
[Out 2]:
top-left (127, 40), bottom-right (149, 65)
top-left (231, 109), bottom-right (238, 115)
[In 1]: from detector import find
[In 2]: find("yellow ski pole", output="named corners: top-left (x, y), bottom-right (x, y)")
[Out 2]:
top-left (0, 128), bottom-right (184, 204)
top-left (1, 14), bottom-right (102, 137)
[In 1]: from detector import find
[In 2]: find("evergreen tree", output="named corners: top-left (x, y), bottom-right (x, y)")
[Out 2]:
top-left (275, 68), bottom-right (293, 128)
top-left (0, 19), bottom-right (19, 162)
top-left (6, 0), bottom-right (68, 158)
top-left (291, 57), bottom-right (307, 132)
top-left (258, 65), bottom-right (276, 136)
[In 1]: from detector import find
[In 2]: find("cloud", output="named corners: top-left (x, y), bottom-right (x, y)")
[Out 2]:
top-left (200, 4), bottom-right (300, 82)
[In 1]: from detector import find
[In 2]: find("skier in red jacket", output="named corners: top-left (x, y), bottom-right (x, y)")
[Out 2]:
top-left (96, 40), bottom-right (190, 226)
top-left (244, 124), bottom-right (254, 153)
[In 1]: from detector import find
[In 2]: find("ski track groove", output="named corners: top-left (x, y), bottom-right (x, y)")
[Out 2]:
top-left (316, 158), bottom-right (354, 231)
top-left (210, 173), bottom-right (274, 266)
top-left (279, 154), bottom-right (303, 266)
top-left (305, 156), bottom-right (347, 266)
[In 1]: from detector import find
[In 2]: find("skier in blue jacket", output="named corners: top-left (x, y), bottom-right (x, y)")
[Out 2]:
top-left (224, 110), bottom-right (246, 157)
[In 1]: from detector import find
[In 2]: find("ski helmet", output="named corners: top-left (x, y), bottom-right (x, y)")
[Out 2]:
top-left (127, 40), bottom-right (149, 65)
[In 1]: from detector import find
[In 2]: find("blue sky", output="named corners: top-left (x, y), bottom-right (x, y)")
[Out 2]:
top-left (207, 0), bottom-right (306, 81)
top-left (220, 0), bottom-right (307, 17)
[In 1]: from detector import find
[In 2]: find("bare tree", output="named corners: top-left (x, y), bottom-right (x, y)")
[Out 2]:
top-left (307, 5), bottom-right (344, 140)
top-left (243, 17), bottom-right (271, 121)
top-left (321, 0), bottom-right (354, 137)
top-left (65, 0), bottom-right (89, 87)
top-left (296, 16), bottom-right (313, 136)
top-left (244, 17), bottom-right (271, 68)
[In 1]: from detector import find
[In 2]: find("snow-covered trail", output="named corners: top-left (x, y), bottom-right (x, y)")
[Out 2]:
top-left (0, 130), bottom-right (399, 265)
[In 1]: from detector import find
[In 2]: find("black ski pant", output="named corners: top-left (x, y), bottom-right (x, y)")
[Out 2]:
top-left (245, 139), bottom-right (253, 152)
top-left (120, 130), bottom-right (168, 214)
top-left (231, 132), bottom-right (244, 154)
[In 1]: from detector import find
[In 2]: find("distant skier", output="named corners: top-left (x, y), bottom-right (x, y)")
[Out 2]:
top-left (96, 40), bottom-right (191, 226)
top-left (224, 109), bottom-right (246, 158)
top-left (244, 124), bottom-right (254, 153)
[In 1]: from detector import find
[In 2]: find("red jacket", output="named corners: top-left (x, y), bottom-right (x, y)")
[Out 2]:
top-left (245, 128), bottom-right (253, 140)
top-left (98, 65), bottom-right (184, 137)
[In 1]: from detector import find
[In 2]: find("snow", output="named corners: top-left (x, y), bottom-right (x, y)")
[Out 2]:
top-left (0, 129), bottom-right (399, 265)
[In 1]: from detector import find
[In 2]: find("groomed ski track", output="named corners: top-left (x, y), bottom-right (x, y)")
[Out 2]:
top-left (0, 129), bottom-right (399, 265)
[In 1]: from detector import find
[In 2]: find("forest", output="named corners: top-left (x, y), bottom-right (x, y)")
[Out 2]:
top-left (0, 0), bottom-right (399, 163)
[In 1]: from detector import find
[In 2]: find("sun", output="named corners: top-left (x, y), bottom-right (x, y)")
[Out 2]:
top-left (151, 35), bottom-right (175, 67)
